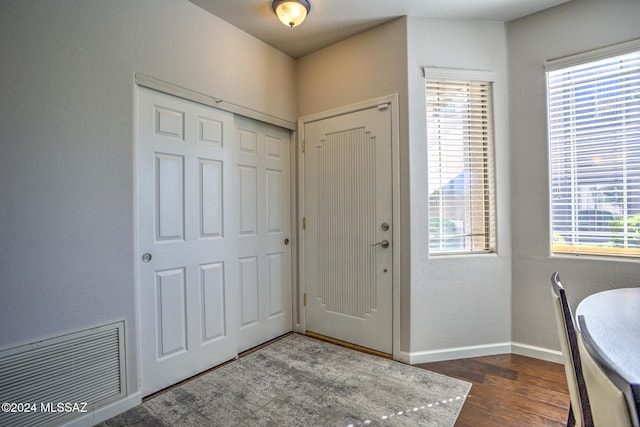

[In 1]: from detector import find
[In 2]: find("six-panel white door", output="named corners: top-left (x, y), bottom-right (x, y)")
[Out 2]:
top-left (303, 105), bottom-right (393, 354)
top-left (137, 87), bottom-right (291, 395)
top-left (234, 115), bottom-right (292, 353)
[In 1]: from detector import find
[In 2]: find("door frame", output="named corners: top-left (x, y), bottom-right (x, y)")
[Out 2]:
top-left (296, 94), bottom-right (401, 360)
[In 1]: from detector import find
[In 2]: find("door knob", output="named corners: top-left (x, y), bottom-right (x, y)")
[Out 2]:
top-left (141, 253), bottom-right (152, 262)
top-left (371, 240), bottom-right (390, 249)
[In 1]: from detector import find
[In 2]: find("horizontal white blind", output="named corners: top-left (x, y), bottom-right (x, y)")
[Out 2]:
top-left (547, 49), bottom-right (640, 256)
top-left (427, 79), bottom-right (496, 254)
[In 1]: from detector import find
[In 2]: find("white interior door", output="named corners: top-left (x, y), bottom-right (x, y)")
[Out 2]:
top-left (303, 105), bottom-right (393, 354)
top-left (137, 87), bottom-right (292, 396)
top-left (234, 115), bottom-right (292, 353)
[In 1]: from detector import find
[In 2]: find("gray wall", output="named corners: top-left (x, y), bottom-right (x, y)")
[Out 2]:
top-left (297, 18), bottom-right (411, 349)
top-left (0, 0), bottom-right (296, 395)
top-left (507, 0), bottom-right (640, 352)
top-left (298, 16), bottom-right (513, 359)
top-left (406, 17), bottom-right (512, 358)
top-left (3, 0), bottom-right (640, 409)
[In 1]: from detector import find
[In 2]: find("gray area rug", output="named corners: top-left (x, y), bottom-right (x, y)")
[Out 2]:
top-left (99, 334), bottom-right (470, 426)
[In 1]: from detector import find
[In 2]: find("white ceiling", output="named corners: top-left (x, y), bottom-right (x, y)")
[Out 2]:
top-left (189, 0), bottom-right (572, 58)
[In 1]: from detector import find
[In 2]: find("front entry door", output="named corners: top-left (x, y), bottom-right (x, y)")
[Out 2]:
top-left (303, 105), bottom-right (393, 354)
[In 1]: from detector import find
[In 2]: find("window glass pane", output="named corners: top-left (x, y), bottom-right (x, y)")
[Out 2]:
top-left (427, 79), bottom-right (496, 254)
top-left (547, 49), bottom-right (640, 256)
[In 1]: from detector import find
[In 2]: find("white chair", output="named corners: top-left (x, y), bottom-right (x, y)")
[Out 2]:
top-left (551, 272), bottom-right (592, 426)
top-left (577, 318), bottom-right (635, 427)
top-left (552, 272), bottom-right (636, 427)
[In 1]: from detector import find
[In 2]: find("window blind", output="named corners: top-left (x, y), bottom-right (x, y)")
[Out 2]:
top-left (547, 49), bottom-right (640, 256)
top-left (427, 79), bottom-right (496, 254)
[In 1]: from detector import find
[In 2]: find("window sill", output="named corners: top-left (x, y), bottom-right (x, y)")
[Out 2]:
top-left (552, 244), bottom-right (640, 259)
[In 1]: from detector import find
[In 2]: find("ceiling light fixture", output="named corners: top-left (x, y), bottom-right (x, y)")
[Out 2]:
top-left (272, 0), bottom-right (311, 28)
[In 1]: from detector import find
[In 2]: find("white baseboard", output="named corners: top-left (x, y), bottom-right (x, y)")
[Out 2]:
top-left (394, 351), bottom-right (411, 364)
top-left (399, 342), bottom-right (564, 365)
top-left (62, 392), bottom-right (142, 427)
top-left (403, 342), bottom-right (512, 365)
top-left (511, 342), bottom-right (563, 364)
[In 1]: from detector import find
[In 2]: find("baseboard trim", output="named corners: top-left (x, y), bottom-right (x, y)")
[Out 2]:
top-left (405, 342), bottom-right (513, 365)
top-left (62, 391), bottom-right (142, 427)
top-left (512, 342), bottom-right (563, 364)
top-left (400, 342), bottom-right (563, 365)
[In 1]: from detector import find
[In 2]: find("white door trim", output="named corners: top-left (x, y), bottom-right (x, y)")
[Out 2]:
top-left (135, 73), bottom-right (296, 131)
top-left (296, 94), bottom-right (401, 360)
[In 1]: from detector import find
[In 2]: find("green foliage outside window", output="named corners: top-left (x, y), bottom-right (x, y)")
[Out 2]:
top-left (609, 215), bottom-right (640, 248)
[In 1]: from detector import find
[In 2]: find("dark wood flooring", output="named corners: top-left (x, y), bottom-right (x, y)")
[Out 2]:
top-left (417, 353), bottom-right (571, 426)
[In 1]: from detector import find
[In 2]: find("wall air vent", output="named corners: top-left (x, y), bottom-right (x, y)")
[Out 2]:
top-left (0, 321), bottom-right (126, 427)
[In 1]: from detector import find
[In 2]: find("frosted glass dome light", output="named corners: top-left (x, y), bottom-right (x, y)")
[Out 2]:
top-left (272, 0), bottom-right (311, 28)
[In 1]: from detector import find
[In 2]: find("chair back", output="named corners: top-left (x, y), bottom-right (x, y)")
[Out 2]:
top-left (577, 331), bottom-right (634, 426)
top-left (551, 272), bottom-right (593, 427)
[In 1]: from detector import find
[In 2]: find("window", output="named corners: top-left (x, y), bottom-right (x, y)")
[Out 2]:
top-left (426, 74), bottom-right (496, 254)
top-left (547, 45), bottom-right (640, 257)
